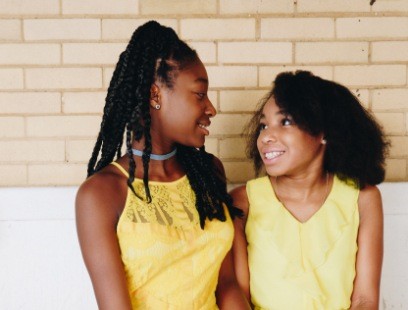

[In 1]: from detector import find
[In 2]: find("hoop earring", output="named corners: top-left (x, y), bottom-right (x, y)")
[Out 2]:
top-left (155, 104), bottom-right (161, 110)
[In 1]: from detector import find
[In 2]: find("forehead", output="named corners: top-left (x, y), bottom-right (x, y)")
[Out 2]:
top-left (174, 59), bottom-right (208, 86)
top-left (261, 97), bottom-right (280, 116)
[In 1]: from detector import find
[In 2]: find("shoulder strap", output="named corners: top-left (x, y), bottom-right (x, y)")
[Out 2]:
top-left (110, 162), bottom-right (129, 178)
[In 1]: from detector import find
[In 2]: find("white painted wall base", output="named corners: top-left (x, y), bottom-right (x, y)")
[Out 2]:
top-left (0, 183), bottom-right (407, 309)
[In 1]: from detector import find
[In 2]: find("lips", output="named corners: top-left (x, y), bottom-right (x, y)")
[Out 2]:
top-left (198, 121), bottom-right (210, 135)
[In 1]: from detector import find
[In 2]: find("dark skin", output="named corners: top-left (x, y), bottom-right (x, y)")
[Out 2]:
top-left (231, 98), bottom-right (383, 309)
top-left (76, 59), bottom-right (250, 309)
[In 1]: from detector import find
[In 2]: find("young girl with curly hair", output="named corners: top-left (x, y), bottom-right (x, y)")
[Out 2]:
top-left (232, 70), bottom-right (389, 309)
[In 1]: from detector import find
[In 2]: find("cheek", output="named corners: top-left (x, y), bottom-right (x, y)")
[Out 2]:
top-left (256, 134), bottom-right (262, 150)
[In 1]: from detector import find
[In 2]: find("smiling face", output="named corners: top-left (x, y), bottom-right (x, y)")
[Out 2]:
top-left (257, 97), bottom-right (325, 177)
top-left (150, 58), bottom-right (216, 149)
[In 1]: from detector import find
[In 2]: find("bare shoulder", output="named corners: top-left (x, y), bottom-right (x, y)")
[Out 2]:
top-left (230, 185), bottom-right (249, 218)
top-left (358, 185), bottom-right (383, 222)
top-left (76, 164), bottom-right (128, 222)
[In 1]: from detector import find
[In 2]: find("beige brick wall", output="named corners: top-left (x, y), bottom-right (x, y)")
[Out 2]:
top-left (1, 0), bottom-right (407, 186)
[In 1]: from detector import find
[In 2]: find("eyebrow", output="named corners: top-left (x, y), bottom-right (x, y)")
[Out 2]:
top-left (195, 77), bottom-right (208, 84)
top-left (260, 109), bottom-right (287, 119)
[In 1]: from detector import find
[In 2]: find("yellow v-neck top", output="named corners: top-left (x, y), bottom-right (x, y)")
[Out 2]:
top-left (246, 175), bottom-right (359, 310)
top-left (111, 162), bottom-right (234, 310)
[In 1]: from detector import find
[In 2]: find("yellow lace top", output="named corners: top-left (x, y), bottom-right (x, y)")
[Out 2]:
top-left (246, 175), bottom-right (359, 310)
top-left (111, 162), bottom-right (234, 310)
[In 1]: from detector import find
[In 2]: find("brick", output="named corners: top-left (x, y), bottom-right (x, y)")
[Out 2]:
top-left (67, 139), bottom-right (96, 162)
top-left (371, 0), bottom-right (408, 12)
top-left (140, 0), bottom-right (216, 14)
top-left (0, 165), bottom-right (27, 186)
top-left (337, 17), bottom-right (408, 39)
top-left (208, 91), bottom-right (218, 110)
top-left (372, 42), bottom-right (408, 62)
top-left (261, 18), bottom-right (334, 40)
top-left (26, 116), bottom-right (101, 137)
top-left (0, 20), bottom-right (21, 40)
top-left (0, 141), bottom-right (65, 162)
top-left (189, 42), bottom-right (216, 64)
top-left (218, 42), bottom-right (292, 64)
top-left (389, 137), bottom-right (408, 157)
top-left (0, 69), bottom-right (23, 89)
top-left (372, 89), bottom-right (408, 111)
top-left (296, 42), bottom-right (368, 64)
top-left (207, 66), bottom-right (257, 88)
top-left (334, 65), bottom-right (406, 87)
top-left (181, 19), bottom-right (255, 40)
top-left (62, 92), bottom-right (105, 114)
top-left (210, 114), bottom-right (251, 135)
top-left (406, 114), bottom-right (408, 133)
top-left (62, 0), bottom-right (138, 15)
top-left (28, 163), bottom-right (87, 186)
top-left (63, 43), bottom-right (126, 65)
top-left (224, 161), bottom-right (255, 184)
top-left (0, 92), bottom-right (61, 114)
top-left (259, 66), bottom-right (333, 87)
top-left (102, 19), bottom-right (177, 40)
top-left (0, 0), bottom-right (59, 15)
top-left (298, 0), bottom-right (370, 12)
top-left (0, 117), bottom-right (24, 137)
top-left (24, 19), bottom-right (100, 41)
top-left (0, 44), bottom-right (60, 65)
top-left (102, 67), bottom-right (114, 88)
top-left (26, 68), bottom-right (102, 90)
top-left (220, 0), bottom-right (293, 14)
top-left (385, 159), bottom-right (407, 180)
top-left (204, 138), bottom-right (218, 156)
top-left (220, 90), bottom-right (267, 112)
top-left (374, 112), bottom-right (405, 135)
top-left (220, 137), bottom-right (247, 159)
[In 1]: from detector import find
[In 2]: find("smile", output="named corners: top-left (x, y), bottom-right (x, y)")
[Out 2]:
top-left (198, 123), bottom-right (208, 129)
top-left (264, 151), bottom-right (284, 160)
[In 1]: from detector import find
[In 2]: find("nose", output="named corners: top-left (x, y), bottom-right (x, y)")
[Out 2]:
top-left (205, 98), bottom-right (217, 117)
top-left (260, 128), bottom-right (277, 144)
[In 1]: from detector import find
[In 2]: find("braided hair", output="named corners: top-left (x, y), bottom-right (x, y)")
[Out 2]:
top-left (88, 21), bottom-right (241, 228)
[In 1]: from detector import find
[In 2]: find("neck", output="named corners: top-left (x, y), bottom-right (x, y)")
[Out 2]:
top-left (274, 172), bottom-right (330, 201)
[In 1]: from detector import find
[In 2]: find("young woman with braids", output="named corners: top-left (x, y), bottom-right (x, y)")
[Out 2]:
top-left (75, 21), bottom-right (250, 309)
top-left (231, 71), bottom-right (388, 309)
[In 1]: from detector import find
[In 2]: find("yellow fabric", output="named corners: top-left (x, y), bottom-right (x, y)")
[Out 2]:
top-left (246, 175), bottom-right (359, 310)
top-left (112, 162), bottom-right (233, 310)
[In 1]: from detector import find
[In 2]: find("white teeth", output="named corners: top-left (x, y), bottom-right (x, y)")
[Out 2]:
top-left (265, 151), bottom-right (284, 160)
top-left (198, 124), bottom-right (208, 128)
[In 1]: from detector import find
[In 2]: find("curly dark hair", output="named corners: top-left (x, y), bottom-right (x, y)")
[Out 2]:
top-left (245, 70), bottom-right (389, 188)
top-left (88, 20), bottom-right (241, 228)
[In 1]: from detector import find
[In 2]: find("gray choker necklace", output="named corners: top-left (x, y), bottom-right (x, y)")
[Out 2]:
top-left (132, 148), bottom-right (177, 160)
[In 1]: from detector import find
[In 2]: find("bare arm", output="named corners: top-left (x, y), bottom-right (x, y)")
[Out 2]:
top-left (230, 185), bottom-right (251, 302)
top-left (350, 185), bottom-right (383, 309)
top-left (76, 172), bottom-right (132, 310)
top-left (216, 249), bottom-right (251, 309)
top-left (211, 156), bottom-right (250, 308)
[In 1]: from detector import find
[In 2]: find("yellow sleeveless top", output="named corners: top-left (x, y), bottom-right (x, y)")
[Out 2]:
top-left (246, 175), bottom-right (359, 310)
top-left (111, 162), bottom-right (234, 310)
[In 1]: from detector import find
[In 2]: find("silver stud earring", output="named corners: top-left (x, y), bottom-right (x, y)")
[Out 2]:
top-left (322, 138), bottom-right (327, 145)
top-left (155, 104), bottom-right (161, 110)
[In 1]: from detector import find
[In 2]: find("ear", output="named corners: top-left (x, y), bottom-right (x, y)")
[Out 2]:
top-left (149, 83), bottom-right (160, 108)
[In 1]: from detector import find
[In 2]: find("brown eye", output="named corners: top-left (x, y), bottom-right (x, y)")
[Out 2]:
top-left (281, 117), bottom-right (293, 126)
top-left (196, 93), bottom-right (205, 100)
top-left (259, 123), bottom-right (268, 131)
